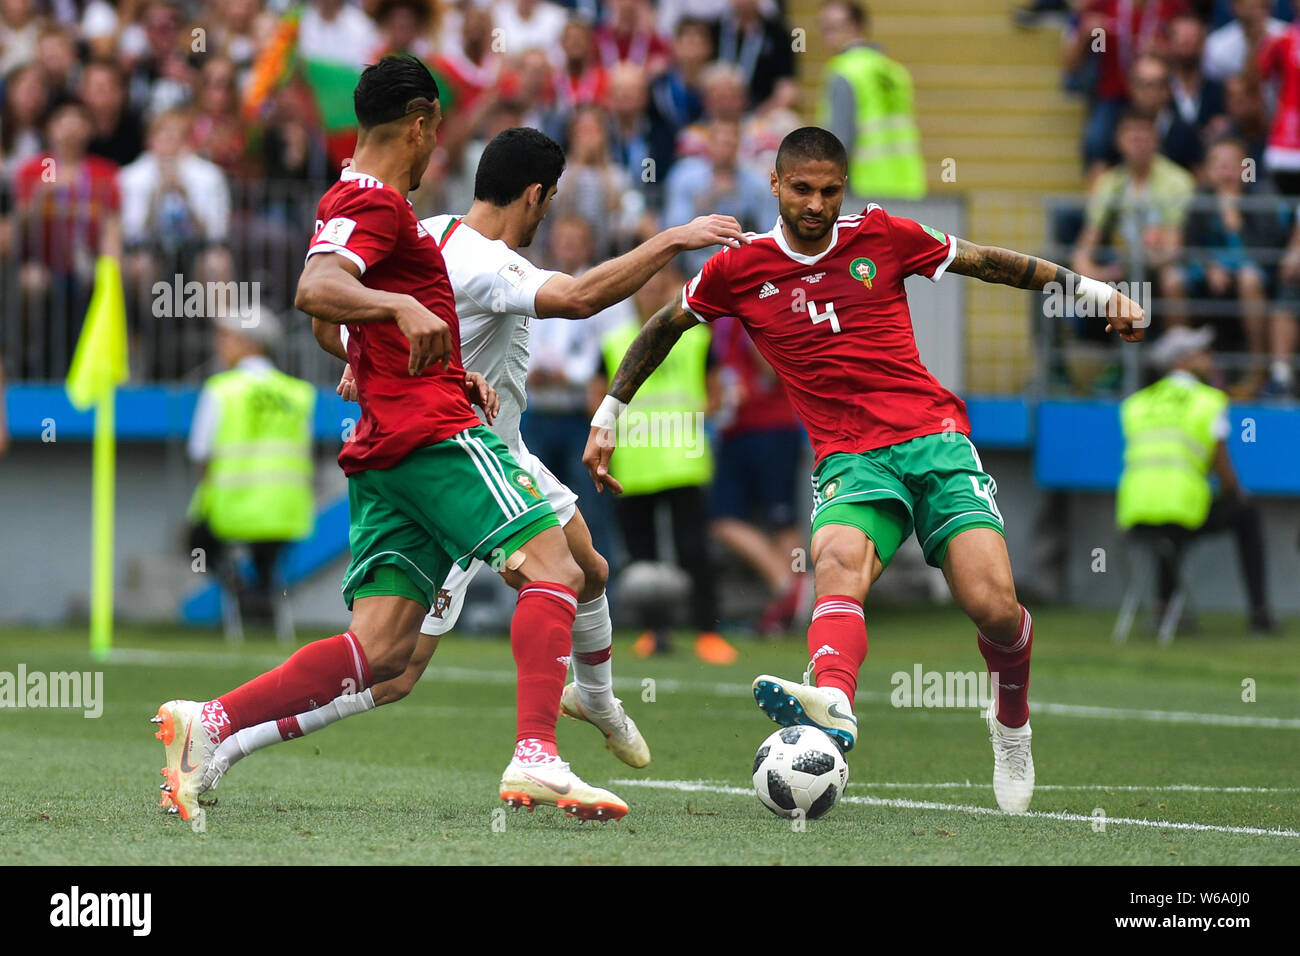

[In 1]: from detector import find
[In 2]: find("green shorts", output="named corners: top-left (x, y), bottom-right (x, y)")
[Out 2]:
top-left (810, 432), bottom-right (1004, 570)
top-left (341, 426), bottom-right (559, 610)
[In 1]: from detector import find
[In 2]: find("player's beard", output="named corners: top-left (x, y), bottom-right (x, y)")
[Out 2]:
top-left (782, 208), bottom-right (833, 242)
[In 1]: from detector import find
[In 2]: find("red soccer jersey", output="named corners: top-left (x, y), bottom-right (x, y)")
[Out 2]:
top-left (682, 205), bottom-right (965, 463)
top-left (308, 168), bottom-right (480, 475)
top-left (1259, 26), bottom-right (1300, 168)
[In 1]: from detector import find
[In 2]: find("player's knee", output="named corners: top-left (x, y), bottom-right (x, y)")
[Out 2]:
top-left (580, 550), bottom-right (610, 596)
top-left (969, 588), bottom-right (1022, 642)
top-left (554, 554), bottom-right (585, 594)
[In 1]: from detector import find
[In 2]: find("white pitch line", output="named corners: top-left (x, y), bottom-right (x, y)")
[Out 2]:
top-left (610, 779), bottom-right (1300, 839)
top-left (851, 781), bottom-right (1300, 793)
top-left (101, 649), bottom-right (1300, 729)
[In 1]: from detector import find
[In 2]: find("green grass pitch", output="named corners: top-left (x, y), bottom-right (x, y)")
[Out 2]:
top-left (1, 607), bottom-right (1297, 865)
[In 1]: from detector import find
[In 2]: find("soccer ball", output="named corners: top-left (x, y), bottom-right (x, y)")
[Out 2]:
top-left (752, 725), bottom-right (849, 820)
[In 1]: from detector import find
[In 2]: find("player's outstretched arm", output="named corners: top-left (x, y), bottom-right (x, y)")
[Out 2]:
top-left (296, 252), bottom-right (453, 373)
top-left (948, 237), bottom-right (1145, 342)
top-left (581, 297), bottom-right (697, 493)
top-left (534, 215), bottom-right (746, 320)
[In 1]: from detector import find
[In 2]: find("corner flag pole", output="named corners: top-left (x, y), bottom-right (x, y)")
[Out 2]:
top-left (66, 255), bottom-right (128, 661)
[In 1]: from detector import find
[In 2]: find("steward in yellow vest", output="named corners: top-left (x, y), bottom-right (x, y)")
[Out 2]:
top-left (592, 269), bottom-right (736, 665)
top-left (818, 2), bottom-right (925, 201)
top-left (188, 310), bottom-right (316, 618)
top-left (1116, 327), bottom-right (1275, 633)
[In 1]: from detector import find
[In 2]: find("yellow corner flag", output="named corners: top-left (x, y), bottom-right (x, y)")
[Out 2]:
top-left (65, 255), bottom-right (128, 659)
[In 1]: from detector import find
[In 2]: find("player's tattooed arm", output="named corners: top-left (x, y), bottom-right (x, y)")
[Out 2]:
top-left (948, 237), bottom-right (1145, 341)
top-left (606, 299), bottom-right (697, 403)
top-left (584, 298), bottom-right (697, 493)
top-left (948, 237), bottom-right (1068, 291)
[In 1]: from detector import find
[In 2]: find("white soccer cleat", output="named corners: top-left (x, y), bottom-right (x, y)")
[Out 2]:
top-left (499, 755), bottom-right (629, 820)
top-left (752, 670), bottom-right (857, 753)
top-left (151, 699), bottom-right (219, 821)
top-left (560, 683), bottom-right (651, 769)
top-left (986, 703), bottom-right (1034, 813)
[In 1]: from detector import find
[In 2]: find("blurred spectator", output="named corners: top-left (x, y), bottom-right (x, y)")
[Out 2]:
top-left (818, 0), bottom-right (926, 200)
top-left (83, 59), bottom-right (146, 168)
top-left (708, 313), bottom-right (808, 637)
top-left (191, 57), bottom-right (253, 179)
top-left (0, 0), bottom-right (39, 77)
top-left (208, 0), bottom-right (277, 80)
top-left (676, 61), bottom-right (789, 173)
top-left (188, 309), bottom-right (316, 625)
top-left (0, 348), bottom-right (9, 456)
top-left (120, 109), bottom-right (233, 375)
top-left (1116, 326), bottom-right (1276, 633)
top-left (604, 63), bottom-right (673, 211)
top-left (1204, 0), bottom-right (1286, 82)
top-left (654, 0), bottom-right (728, 38)
top-left (714, 0), bottom-right (797, 114)
top-left (431, 5), bottom-right (502, 116)
top-left (2, 62), bottom-right (49, 168)
top-left (372, 0), bottom-right (436, 59)
top-left (554, 17), bottom-right (608, 112)
top-left (124, 0), bottom-right (200, 120)
top-left (298, 0), bottom-right (380, 68)
top-left (1073, 111), bottom-right (1195, 289)
top-left (1168, 16), bottom-right (1227, 138)
top-left (649, 16), bottom-right (711, 135)
top-left (492, 0), bottom-right (567, 57)
top-left (595, 0), bottom-right (671, 75)
top-left (593, 264), bottom-right (736, 665)
top-left (36, 24), bottom-right (80, 98)
top-left (1065, 0), bottom-right (1190, 176)
top-left (662, 117), bottom-right (774, 272)
top-left (551, 103), bottom-right (643, 257)
top-left (1162, 139), bottom-right (1291, 396)
top-left (11, 100), bottom-right (121, 378)
top-left (1222, 72), bottom-right (1269, 161)
top-left (79, 0), bottom-right (120, 61)
top-left (506, 47), bottom-right (560, 133)
top-left (1123, 53), bottom-right (1206, 171)
top-left (1256, 9), bottom-right (1300, 193)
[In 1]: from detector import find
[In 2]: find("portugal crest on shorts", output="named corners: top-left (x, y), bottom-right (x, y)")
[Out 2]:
top-left (849, 257), bottom-right (876, 289)
top-left (431, 588), bottom-right (452, 619)
top-left (512, 470), bottom-right (543, 499)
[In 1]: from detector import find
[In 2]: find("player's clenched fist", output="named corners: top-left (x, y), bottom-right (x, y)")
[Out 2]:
top-left (582, 426), bottom-right (623, 495)
top-left (392, 295), bottom-right (453, 374)
top-left (1106, 290), bottom-right (1145, 342)
top-left (673, 214), bottom-right (749, 251)
top-left (336, 363), bottom-right (358, 403)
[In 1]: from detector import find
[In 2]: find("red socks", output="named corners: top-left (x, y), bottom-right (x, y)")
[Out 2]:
top-left (211, 632), bottom-right (371, 741)
top-left (512, 583), bottom-right (578, 747)
top-left (808, 595), bottom-right (868, 699)
top-left (978, 605), bottom-right (1034, 728)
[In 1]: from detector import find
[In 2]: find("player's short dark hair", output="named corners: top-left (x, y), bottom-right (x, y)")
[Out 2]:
top-left (474, 127), bottom-right (567, 205)
top-left (353, 54), bottom-right (440, 130)
top-left (775, 126), bottom-right (848, 176)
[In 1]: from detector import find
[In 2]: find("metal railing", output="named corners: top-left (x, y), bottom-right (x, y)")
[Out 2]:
top-left (1, 178), bottom-right (343, 387)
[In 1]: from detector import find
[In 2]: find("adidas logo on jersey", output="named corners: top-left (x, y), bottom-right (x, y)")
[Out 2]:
top-left (758, 281), bottom-right (780, 299)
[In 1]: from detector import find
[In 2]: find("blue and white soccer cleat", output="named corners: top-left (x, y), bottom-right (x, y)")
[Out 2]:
top-left (752, 666), bottom-right (857, 753)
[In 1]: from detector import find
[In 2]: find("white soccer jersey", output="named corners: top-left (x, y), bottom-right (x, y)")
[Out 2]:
top-left (421, 214), bottom-right (560, 456)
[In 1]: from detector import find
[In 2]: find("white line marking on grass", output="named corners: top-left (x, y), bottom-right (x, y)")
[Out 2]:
top-left (103, 651), bottom-right (1300, 729)
top-left (847, 781), bottom-right (1300, 793)
top-left (610, 779), bottom-right (1300, 839)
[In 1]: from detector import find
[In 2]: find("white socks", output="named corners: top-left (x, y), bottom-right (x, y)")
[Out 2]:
top-left (572, 592), bottom-right (617, 716)
top-left (214, 688), bottom-right (376, 771)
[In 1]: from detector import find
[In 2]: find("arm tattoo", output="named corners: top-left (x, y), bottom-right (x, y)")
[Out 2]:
top-left (950, 237), bottom-right (1070, 291)
top-left (607, 300), bottom-right (690, 403)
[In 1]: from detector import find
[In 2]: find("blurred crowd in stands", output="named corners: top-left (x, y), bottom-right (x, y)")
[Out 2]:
top-left (1053, 0), bottom-right (1300, 397)
top-left (0, 0), bottom-right (807, 383)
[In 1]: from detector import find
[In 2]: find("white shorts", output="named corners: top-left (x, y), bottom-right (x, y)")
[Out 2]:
top-left (420, 439), bottom-right (578, 637)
